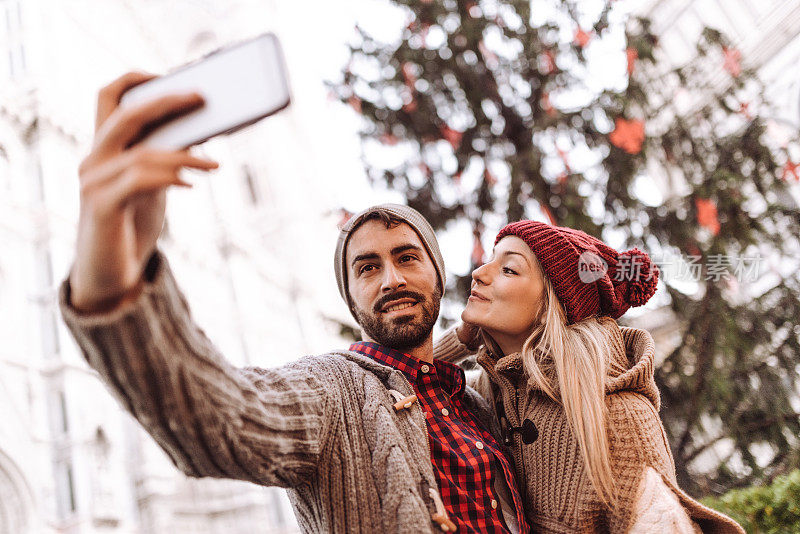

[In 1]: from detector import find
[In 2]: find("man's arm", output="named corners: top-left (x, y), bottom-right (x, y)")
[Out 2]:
top-left (60, 249), bottom-right (338, 488)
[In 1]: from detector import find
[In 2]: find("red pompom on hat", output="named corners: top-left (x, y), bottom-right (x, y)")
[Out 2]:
top-left (495, 220), bottom-right (659, 324)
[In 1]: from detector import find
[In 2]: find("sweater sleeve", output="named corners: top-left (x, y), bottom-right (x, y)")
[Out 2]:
top-left (629, 466), bottom-right (701, 534)
top-left (605, 392), bottom-right (744, 534)
top-left (433, 325), bottom-right (475, 364)
top-left (58, 250), bottom-right (338, 489)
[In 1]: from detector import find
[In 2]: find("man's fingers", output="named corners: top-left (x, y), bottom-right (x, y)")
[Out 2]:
top-left (116, 149), bottom-right (219, 171)
top-left (104, 168), bottom-right (193, 212)
top-left (95, 71), bottom-right (157, 131)
top-left (94, 92), bottom-right (204, 153)
top-left (80, 149), bottom-right (218, 201)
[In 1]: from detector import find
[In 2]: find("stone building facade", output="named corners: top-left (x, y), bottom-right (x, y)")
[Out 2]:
top-left (0, 0), bottom-right (359, 532)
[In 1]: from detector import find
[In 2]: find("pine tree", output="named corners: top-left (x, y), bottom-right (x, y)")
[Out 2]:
top-left (330, 0), bottom-right (800, 495)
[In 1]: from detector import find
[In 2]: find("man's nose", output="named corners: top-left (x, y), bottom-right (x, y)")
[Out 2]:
top-left (381, 264), bottom-right (407, 292)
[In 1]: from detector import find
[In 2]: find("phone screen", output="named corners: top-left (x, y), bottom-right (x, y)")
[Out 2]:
top-left (120, 33), bottom-right (291, 149)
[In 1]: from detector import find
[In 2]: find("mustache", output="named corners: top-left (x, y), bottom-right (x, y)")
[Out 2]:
top-left (373, 290), bottom-right (424, 313)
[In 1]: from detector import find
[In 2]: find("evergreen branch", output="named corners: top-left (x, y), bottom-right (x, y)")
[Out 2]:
top-left (685, 412), bottom-right (800, 466)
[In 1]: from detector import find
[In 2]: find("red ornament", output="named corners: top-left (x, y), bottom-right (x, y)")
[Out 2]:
top-left (557, 146), bottom-right (571, 173)
top-left (722, 47), bottom-right (741, 77)
top-left (471, 228), bottom-right (485, 266)
top-left (407, 19), bottom-right (430, 44)
top-left (440, 126), bottom-right (463, 150)
top-left (470, 227), bottom-right (485, 267)
top-left (338, 209), bottom-right (354, 229)
top-left (738, 101), bottom-right (752, 120)
top-left (574, 28), bottom-right (592, 48)
top-left (664, 145), bottom-right (675, 163)
top-left (541, 204), bottom-right (557, 225)
top-left (348, 95), bottom-right (362, 113)
top-left (402, 62), bottom-right (416, 90)
top-left (380, 133), bottom-right (399, 145)
top-left (541, 92), bottom-right (556, 116)
top-left (626, 47), bottom-right (638, 75)
top-left (782, 160), bottom-right (800, 181)
top-left (402, 94), bottom-right (418, 113)
top-left (478, 40), bottom-right (498, 67)
top-left (557, 172), bottom-right (568, 185)
top-left (688, 244), bottom-right (702, 257)
top-left (483, 168), bottom-right (497, 186)
top-left (695, 198), bottom-right (721, 236)
top-left (540, 49), bottom-right (557, 74)
top-left (609, 118), bottom-right (645, 154)
top-left (452, 171), bottom-right (462, 183)
top-left (420, 23), bottom-right (430, 46)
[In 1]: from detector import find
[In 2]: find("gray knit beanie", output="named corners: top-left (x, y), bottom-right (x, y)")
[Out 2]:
top-left (334, 203), bottom-right (446, 319)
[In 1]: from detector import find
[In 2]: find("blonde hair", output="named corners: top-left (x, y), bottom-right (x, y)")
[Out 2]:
top-left (520, 265), bottom-right (626, 508)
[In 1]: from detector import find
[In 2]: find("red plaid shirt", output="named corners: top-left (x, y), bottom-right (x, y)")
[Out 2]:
top-left (350, 342), bottom-right (529, 534)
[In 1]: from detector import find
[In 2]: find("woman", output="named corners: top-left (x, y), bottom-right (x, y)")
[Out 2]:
top-left (438, 220), bottom-right (743, 533)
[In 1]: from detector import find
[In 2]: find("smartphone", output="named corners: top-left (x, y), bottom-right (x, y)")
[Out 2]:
top-left (119, 33), bottom-right (291, 149)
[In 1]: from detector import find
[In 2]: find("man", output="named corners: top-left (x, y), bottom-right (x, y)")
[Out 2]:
top-left (59, 72), bottom-right (529, 533)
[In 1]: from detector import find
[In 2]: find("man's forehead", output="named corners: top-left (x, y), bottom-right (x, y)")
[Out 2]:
top-left (346, 220), bottom-right (425, 260)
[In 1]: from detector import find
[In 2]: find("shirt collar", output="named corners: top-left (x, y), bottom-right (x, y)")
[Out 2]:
top-left (349, 341), bottom-right (466, 396)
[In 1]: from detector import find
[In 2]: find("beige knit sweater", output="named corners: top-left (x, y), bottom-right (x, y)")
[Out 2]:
top-left (58, 250), bottom-right (500, 534)
top-left (436, 317), bottom-right (744, 534)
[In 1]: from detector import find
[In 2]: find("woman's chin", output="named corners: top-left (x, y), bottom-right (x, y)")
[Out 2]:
top-left (461, 307), bottom-right (485, 327)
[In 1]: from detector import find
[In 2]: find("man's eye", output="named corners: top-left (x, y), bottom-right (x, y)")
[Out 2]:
top-left (400, 254), bottom-right (418, 263)
top-left (359, 264), bottom-right (376, 275)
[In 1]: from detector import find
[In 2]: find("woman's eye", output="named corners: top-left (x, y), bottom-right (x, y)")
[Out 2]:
top-left (502, 267), bottom-right (517, 275)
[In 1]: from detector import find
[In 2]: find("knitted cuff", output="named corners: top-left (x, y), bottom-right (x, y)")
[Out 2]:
top-left (433, 325), bottom-right (476, 364)
top-left (59, 249), bottom-right (170, 327)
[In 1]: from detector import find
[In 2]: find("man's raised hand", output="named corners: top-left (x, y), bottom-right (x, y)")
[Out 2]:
top-left (69, 71), bottom-right (218, 313)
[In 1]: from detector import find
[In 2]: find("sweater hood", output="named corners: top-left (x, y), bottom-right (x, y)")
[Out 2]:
top-left (604, 317), bottom-right (661, 410)
top-left (477, 316), bottom-right (661, 410)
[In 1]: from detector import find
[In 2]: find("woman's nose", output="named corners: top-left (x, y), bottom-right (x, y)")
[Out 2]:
top-left (471, 262), bottom-right (490, 285)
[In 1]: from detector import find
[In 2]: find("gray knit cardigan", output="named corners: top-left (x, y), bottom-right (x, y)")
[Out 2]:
top-left (58, 251), bottom-right (488, 534)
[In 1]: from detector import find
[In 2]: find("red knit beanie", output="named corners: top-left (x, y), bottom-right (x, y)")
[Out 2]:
top-left (495, 220), bottom-right (659, 324)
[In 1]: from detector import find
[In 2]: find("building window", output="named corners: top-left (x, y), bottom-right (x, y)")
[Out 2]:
top-left (47, 387), bottom-right (69, 437)
top-left (2, 0), bottom-right (25, 79)
top-left (0, 143), bottom-right (8, 193)
top-left (55, 460), bottom-right (77, 519)
top-left (91, 427), bottom-right (118, 523)
top-left (242, 165), bottom-right (260, 205)
top-left (41, 310), bottom-right (60, 358)
top-left (58, 391), bottom-right (69, 433)
top-left (37, 248), bottom-right (60, 358)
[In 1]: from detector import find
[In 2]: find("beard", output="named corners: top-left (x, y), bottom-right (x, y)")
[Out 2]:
top-left (354, 287), bottom-right (442, 352)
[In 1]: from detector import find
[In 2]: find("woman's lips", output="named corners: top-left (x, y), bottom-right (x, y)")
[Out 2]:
top-left (468, 290), bottom-right (489, 302)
